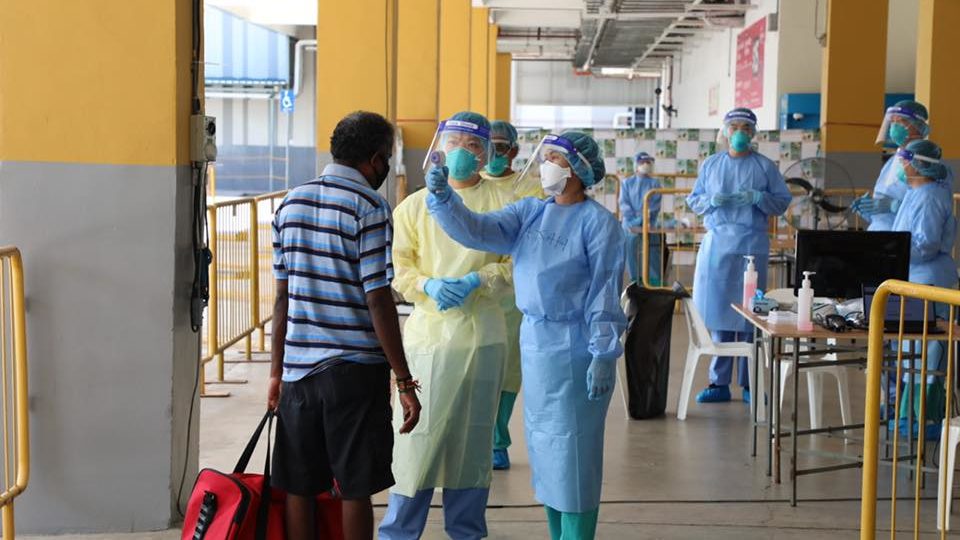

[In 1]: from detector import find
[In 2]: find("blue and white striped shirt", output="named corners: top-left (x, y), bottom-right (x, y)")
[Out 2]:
top-left (273, 164), bottom-right (394, 382)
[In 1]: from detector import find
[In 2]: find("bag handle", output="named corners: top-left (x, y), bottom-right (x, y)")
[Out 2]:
top-left (255, 414), bottom-right (274, 540)
top-left (234, 411), bottom-right (272, 474)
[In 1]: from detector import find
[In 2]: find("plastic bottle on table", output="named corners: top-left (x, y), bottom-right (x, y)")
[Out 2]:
top-left (742, 255), bottom-right (758, 310)
top-left (797, 271), bottom-right (816, 332)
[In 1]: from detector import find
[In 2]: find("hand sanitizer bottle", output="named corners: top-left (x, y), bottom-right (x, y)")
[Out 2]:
top-left (797, 271), bottom-right (816, 332)
top-left (742, 256), bottom-right (758, 309)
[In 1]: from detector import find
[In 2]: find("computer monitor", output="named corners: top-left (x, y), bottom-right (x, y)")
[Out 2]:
top-left (794, 230), bottom-right (911, 299)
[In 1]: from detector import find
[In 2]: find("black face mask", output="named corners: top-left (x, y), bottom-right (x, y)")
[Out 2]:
top-left (369, 153), bottom-right (390, 190)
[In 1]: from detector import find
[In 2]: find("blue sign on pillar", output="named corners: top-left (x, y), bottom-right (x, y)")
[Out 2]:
top-left (280, 90), bottom-right (295, 114)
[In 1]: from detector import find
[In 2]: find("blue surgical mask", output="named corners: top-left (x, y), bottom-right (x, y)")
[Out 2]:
top-left (730, 130), bottom-right (752, 153)
top-left (447, 147), bottom-right (479, 180)
top-left (889, 123), bottom-right (910, 147)
top-left (485, 154), bottom-right (509, 176)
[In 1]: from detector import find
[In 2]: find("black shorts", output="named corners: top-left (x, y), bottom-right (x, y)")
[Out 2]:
top-left (272, 362), bottom-right (394, 499)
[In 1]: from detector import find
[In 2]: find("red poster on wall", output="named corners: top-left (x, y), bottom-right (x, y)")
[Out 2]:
top-left (735, 18), bottom-right (766, 109)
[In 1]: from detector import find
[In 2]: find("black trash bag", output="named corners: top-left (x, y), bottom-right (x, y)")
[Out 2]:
top-left (622, 282), bottom-right (688, 419)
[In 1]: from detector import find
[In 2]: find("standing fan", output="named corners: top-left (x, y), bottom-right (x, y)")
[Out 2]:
top-left (780, 157), bottom-right (860, 232)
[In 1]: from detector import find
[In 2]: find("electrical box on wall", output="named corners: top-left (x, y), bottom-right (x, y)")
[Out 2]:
top-left (190, 115), bottom-right (218, 163)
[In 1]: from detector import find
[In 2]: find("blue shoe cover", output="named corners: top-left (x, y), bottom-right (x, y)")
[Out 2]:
top-left (493, 448), bottom-right (510, 470)
top-left (696, 385), bottom-right (732, 403)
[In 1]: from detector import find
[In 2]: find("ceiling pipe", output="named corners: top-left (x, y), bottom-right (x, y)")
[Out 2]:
top-left (580, 0), bottom-right (619, 71)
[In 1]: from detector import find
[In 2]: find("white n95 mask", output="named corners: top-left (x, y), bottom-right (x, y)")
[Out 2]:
top-left (540, 160), bottom-right (571, 197)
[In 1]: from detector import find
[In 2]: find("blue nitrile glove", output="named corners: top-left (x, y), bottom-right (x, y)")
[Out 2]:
top-left (628, 216), bottom-right (644, 228)
top-left (851, 194), bottom-right (893, 217)
top-left (710, 193), bottom-right (735, 208)
top-left (441, 272), bottom-right (482, 306)
top-left (426, 166), bottom-right (451, 202)
top-left (728, 190), bottom-right (762, 207)
top-left (424, 278), bottom-right (459, 310)
top-left (586, 358), bottom-right (615, 400)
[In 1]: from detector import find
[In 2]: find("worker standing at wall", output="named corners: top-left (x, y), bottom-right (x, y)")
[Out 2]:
top-left (619, 151), bottom-right (663, 286)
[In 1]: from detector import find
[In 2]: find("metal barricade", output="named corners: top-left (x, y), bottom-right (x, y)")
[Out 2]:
top-left (640, 188), bottom-right (702, 290)
top-left (253, 191), bottom-right (286, 352)
top-left (201, 192), bottom-right (287, 397)
top-left (860, 280), bottom-right (960, 539)
top-left (0, 247), bottom-right (29, 539)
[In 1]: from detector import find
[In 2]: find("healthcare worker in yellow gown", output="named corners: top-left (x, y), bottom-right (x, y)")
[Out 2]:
top-left (379, 112), bottom-right (512, 540)
top-left (478, 120), bottom-right (545, 470)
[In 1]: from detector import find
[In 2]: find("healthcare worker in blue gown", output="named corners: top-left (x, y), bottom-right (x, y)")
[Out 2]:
top-left (426, 130), bottom-right (626, 540)
top-left (686, 108), bottom-right (792, 404)
top-left (890, 140), bottom-right (956, 432)
top-left (619, 151), bottom-right (663, 285)
top-left (851, 100), bottom-right (938, 230)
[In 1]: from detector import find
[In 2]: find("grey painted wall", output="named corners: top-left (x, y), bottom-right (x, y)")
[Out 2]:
top-left (0, 161), bottom-right (198, 534)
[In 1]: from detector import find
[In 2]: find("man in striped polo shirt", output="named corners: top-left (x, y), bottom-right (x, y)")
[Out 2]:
top-left (268, 111), bottom-right (420, 540)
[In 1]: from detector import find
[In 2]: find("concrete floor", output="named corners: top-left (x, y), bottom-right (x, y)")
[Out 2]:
top-left (27, 314), bottom-right (956, 539)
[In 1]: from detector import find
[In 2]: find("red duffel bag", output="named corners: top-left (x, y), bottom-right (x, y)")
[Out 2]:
top-left (182, 411), bottom-right (344, 540)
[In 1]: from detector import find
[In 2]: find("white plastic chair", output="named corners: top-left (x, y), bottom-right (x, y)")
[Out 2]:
top-left (937, 416), bottom-right (960, 531)
top-left (677, 297), bottom-right (757, 420)
top-left (761, 288), bottom-right (853, 430)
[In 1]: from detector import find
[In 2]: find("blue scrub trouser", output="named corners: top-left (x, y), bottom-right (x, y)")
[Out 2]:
top-left (378, 488), bottom-right (490, 540)
top-left (709, 330), bottom-right (751, 388)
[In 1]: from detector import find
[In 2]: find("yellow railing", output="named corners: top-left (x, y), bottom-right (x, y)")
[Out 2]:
top-left (860, 280), bottom-right (959, 539)
top-left (0, 247), bottom-right (29, 539)
top-left (201, 192), bottom-right (286, 397)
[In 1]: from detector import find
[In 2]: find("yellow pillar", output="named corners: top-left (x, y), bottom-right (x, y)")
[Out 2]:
top-left (469, 7), bottom-right (490, 115)
top-left (438, 0), bottom-right (472, 120)
top-left (0, 2), bottom-right (192, 165)
top-left (916, 0), bottom-right (960, 159)
top-left (819, 0), bottom-right (888, 154)
top-left (494, 53), bottom-right (513, 122)
top-left (397, 0), bottom-right (440, 149)
top-left (1, 0), bottom-right (198, 531)
top-left (486, 24), bottom-right (499, 119)
top-left (317, 0), bottom-right (397, 152)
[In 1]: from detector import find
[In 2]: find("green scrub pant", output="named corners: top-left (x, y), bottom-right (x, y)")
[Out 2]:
top-left (545, 506), bottom-right (599, 540)
top-left (493, 391), bottom-right (517, 450)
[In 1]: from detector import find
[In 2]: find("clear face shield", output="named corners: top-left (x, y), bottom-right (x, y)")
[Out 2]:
top-left (422, 120), bottom-right (491, 181)
top-left (715, 120), bottom-right (757, 150)
top-left (876, 106), bottom-right (930, 147)
top-left (895, 148), bottom-right (946, 183)
top-left (518, 134), bottom-right (595, 193)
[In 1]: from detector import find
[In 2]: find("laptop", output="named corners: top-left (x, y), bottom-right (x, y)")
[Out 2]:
top-left (861, 285), bottom-right (943, 334)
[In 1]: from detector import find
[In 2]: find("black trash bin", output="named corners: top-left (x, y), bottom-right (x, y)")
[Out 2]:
top-left (622, 282), bottom-right (688, 419)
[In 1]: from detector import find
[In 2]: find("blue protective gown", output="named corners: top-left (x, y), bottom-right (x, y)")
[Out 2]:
top-left (892, 180), bottom-right (957, 290)
top-left (686, 152), bottom-right (792, 333)
top-left (619, 174), bottom-right (662, 284)
top-left (869, 157), bottom-right (956, 231)
top-left (891, 180), bottom-right (957, 385)
top-left (427, 192), bottom-right (627, 514)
